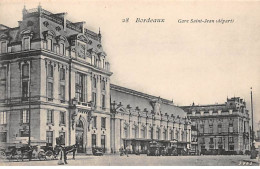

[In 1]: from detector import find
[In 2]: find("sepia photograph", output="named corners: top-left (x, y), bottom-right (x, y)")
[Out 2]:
top-left (0, 0), bottom-right (259, 166)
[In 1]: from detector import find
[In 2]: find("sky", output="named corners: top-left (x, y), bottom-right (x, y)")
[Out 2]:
top-left (0, 0), bottom-right (259, 128)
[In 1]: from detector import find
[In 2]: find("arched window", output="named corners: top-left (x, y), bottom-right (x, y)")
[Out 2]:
top-left (141, 126), bottom-right (145, 138)
top-left (156, 128), bottom-right (160, 140)
top-left (76, 120), bottom-right (84, 129)
top-left (0, 41), bottom-right (7, 54)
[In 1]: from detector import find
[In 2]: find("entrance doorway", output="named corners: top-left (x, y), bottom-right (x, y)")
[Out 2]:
top-left (76, 120), bottom-right (84, 153)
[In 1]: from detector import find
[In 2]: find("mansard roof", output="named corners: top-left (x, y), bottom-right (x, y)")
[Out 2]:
top-left (0, 6), bottom-right (104, 54)
top-left (110, 84), bottom-right (186, 118)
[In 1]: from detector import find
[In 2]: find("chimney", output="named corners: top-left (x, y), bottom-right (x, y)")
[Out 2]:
top-left (63, 13), bottom-right (68, 31)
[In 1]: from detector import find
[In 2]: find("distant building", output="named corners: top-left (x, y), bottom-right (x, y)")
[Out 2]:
top-left (255, 121), bottom-right (260, 150)
top-left (181, 97), bottom-right (251, 154)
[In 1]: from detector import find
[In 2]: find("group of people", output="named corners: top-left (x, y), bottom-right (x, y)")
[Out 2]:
top-left (119, 146), bottom-right (130, 157)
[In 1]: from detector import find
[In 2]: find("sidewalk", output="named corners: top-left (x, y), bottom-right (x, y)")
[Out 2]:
top-left (242, 158), bottom-right (259, 166)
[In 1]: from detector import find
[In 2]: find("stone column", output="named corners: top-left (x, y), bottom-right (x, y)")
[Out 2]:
top-left (105, 78), bottom-right (110, 111)
top-left (167, 127), bottom-right (170, 140)
top-left (86, 74), bottom-right (92, 102)
top-left (83, 75), bottom-right (87, 102)
top-left (138, 119), bottom-right (141, 138)
top-left (96, 75), bottom-right (101, 110)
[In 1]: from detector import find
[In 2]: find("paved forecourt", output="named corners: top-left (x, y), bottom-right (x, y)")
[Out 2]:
top-left (0, 154), bottom-right (258, 166)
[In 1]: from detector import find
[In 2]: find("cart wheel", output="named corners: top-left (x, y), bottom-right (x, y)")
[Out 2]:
top-left (38, 151), bottom-right (46, 161)
top-left (0, 151), bottom-right (5, 159)
top-left (45, 150), bottom-right (53, 160)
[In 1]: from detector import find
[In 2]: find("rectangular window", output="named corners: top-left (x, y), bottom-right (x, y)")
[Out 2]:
top-left (229, 123), bottom-right (233, 133)
top-left (101, 135), bottom-right (105, 151)
top-left (101, 80), bottom-right (105, 91)
top-left (47, 110), bottom-right (53, 124)
top-left (60, 68), bottom-right (65, 80)
top-left (60, 84), bottom-right (65, 101)
top-left (46, 131), bottom-right (53, 146)
top-left (102, 94), bottom-right (105, 109)
top-left (23, 37), bottom-right (30, 50)
top-left (92, 77), bottom-right (96, 88)
top-left (60, 111), bottom-right (65, 125)
top-left (75, 73), bottom-right (83, 102)
top-left (229, 145), bottom-right (234, 151)
top-left (101, 117), bottom-right (106, 129)
top-left (48, 64), bottom-right (53, 77)
top-left (47, 39), bottom-right (52, 51)
top-left (22, 64), bottom-right (29, 78)
top-left (0, 67), bottom-right (7, 80)
top-left (21, 110), bottom-right (29, 124)
top-left (92, 134), bottom-right (96, 147)
top-left (0, 132), bottom-right (7, 142)
top-left (92, 92), bottom-right (96, 106)
top-left (22, 81), bottom-right (29, 99)
top-left (1, 41), bottom-right (7, 53)
top-left (209, 138), bottom-right (214, 144)
top-left (92, 116), bottom-right (97, 128)
top-left (20, 130), bottom-right (29, 137)
top-left (47, 82), bottom-right (53, 99)
top-left (0, 111), bottom-right (7, 124)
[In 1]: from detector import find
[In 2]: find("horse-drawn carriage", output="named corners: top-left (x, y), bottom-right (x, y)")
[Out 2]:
top-left (147, 141), bottom-right (166, 156)
top-left (0, 144), bottom-right (48, 161)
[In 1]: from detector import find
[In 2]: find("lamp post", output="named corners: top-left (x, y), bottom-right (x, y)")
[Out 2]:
top-left (28, 63), bottom-right (32, 161)
top-left (151, 111), bottom-right (154, 141)
top-left (250, 87), bottom-right (255, 150)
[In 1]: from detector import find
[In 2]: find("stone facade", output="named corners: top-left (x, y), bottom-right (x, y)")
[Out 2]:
top-left (0, 6), bottom-right (112, 154)
top-left (181, 97), bottom-right (251, 154)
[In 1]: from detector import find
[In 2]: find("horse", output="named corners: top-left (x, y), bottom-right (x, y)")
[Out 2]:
top-left (64, 144), bottom-right (77, 160)
top-left (54, 144), bottom-right (77, 160)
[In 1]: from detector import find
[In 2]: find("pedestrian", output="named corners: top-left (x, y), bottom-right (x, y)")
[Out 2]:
top-left (57, 135), bottom-right (68, 165)
top-left (125, 146), bottom-right (129, 157)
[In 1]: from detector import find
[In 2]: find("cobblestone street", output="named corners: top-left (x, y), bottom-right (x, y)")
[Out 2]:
top-left (0, 154), bottom-right (259, 166)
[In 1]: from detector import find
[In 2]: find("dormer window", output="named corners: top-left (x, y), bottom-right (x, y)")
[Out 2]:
top-left (55, 45), bottom-right (60, 54)
top-left (0, 41), bottom-right (7, 54)
top-left (60, 43), bottom-right (64, 55)
top-left (47, 39), bottom-right (52, 51)
top-left (23, 37), bottom-right (30, 50)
